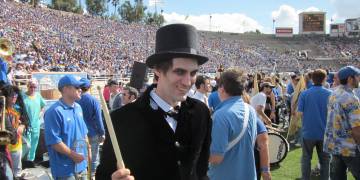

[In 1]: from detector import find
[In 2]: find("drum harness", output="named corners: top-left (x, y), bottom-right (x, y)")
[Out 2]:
top-left (225, 103), bottom-right (251, 152)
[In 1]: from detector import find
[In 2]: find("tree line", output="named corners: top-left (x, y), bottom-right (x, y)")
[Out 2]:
top-left (28, 0), bottom-right (165, 26)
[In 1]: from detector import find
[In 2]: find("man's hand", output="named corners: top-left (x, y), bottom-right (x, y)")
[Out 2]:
top-left (270, 111), bottom-right (276, 120)
top-left (69, 151), bottom-right (85, 164)
top-left (265, 118), bottom-right (272, 125)
top-left (262, 172), bottom-right (271, 180)
top-left (98, 135), bottom-right (105, 143)
top-left (111, 168), bottom-right (134, 180)
top-left (17, 125), bottom-right (25, 134)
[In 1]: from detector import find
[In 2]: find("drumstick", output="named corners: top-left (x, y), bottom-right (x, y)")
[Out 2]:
top-left (87, 142), bottom-right (91, 180)
top-left (266, 125), bottom-right (285, 133)
top-left (97, 86), bottom-right (125, 169)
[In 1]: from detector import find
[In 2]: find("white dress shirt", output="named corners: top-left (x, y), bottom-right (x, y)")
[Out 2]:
top-left (192, 91), bottom-right (208, 107)
top-left (150, 89), bottom-right (181, 132)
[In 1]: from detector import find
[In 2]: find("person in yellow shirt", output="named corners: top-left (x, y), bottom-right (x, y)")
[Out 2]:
top-left (1, 85), bottom-right (29, 178)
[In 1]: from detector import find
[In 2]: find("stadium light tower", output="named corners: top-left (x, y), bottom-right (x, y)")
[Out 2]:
top-left (149, 0), bottom-right (164, 13)
top-left (273, 19), bottom-right (276, 34)
top-left (209, 14), bottom-right (212, 31)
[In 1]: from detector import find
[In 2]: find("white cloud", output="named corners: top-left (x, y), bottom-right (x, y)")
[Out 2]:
top-left (330, 0), bottom-right (360, 20)
top-left (271, 5), bottom-right (298, 28)
top-left (303, 7), bottom-right (321, 12)
top-left (163, 12), bottom-right (263, 33)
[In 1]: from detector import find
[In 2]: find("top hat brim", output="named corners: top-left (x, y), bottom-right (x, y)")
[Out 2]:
top-left (146, 52), bottom-right (208, 68)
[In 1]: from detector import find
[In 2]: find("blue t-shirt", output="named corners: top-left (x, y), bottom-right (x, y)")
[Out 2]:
top-left (272, 88), bottom-right (281, 101)
top-left (44, 100), bottom-right (88, 178)
top-left (76, 92), bottom-right (105, 137)
top-left (306, 80), bottom-right (313, 89)
top-left (257, 118), bottom-right (267, 135)
top-left (298, 86), bottom-right (332, 140)
top-left (208, 96), bottom-right (257, 180)
top-left (286, 82), bottom-right (294, 95)
top-left (0, 59), bottom-right (8, 84)
top-left (208, 91), bottom-right (221, 111)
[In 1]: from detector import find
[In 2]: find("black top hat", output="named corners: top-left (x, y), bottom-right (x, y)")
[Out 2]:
top-left (146, 24), bottom-right (209, 68)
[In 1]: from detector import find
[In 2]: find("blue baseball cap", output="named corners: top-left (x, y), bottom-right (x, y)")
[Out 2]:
top-left (58, 75), bottom-right (82, 89)
top-left (80, 78), bottom-right (91, 88)
top-left (338, 66), bottom-right (360, 80)
top-left (327, 72), bottom-right (335, 84)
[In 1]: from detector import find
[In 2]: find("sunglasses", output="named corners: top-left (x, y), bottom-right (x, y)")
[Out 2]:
top-left (29, 86), bottom-right (37, 89)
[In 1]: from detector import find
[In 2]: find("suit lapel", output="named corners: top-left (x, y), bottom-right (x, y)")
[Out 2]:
top-left (139, 98), bottom-right (176, 144)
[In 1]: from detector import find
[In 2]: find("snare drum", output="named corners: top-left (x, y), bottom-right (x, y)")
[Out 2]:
top-left (20, 166), bottom-right (52, 180)
top-left (268, 132), bottom-right (289, 165)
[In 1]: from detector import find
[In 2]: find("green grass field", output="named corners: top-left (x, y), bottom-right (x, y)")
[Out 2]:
top-left (271, 146), bottom-right (356, 180)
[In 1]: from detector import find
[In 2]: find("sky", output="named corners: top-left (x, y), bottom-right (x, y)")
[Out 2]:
top-left (47, 0), bottom-right (360, 34)
top-left (145, 0), bottom-right (360, 34)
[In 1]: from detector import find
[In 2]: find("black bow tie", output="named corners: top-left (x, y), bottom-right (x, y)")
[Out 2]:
top-left (166, 105), bottom-right (180, 120)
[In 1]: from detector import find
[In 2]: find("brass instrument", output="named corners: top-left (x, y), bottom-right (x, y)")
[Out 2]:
top-left (0, 38), bottom-right (14, 60)
top-left (0, 96), bottom-right (12, 145)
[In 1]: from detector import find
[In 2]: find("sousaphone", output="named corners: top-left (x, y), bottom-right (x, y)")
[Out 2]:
top-left (0, 96), bottom-right (12, 145)
top-left (0, 38), bottom-right (14, 60)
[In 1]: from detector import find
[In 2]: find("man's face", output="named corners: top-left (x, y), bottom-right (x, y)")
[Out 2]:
top-left (333, 74), bottom-right (340, 86)
top-left (109, 84), bottom-right (119, 93)
top-left (122, 89), bottom-right (131, 105)
top-left (202, 79), bottom-right (212, 93)
top-left (351, 75), bottom-right (360, 88)
top-left (7, 93), bottom-right (18, 105)
top-left (27, 83), bottom-right (37, 95)
top-left (63, 86), bottom-right (82, 101)
top-left (264, 86), bottom-right (272, 95)
top-left (156, 58), bottom-right (199, 103)
top-left (293, 77), bottom-right (300, 86)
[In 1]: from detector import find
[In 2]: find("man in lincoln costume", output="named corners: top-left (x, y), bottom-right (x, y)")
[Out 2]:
top-left (96, 24), bottom-right (212, 180)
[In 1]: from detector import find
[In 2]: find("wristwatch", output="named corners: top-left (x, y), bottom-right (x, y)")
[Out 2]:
top-left (261, 166), bottom-right (270, 173)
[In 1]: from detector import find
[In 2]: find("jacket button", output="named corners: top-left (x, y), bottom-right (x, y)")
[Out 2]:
top-left (175, 141), bottom-right (180, 147)
top-left (177, 161), bottom-right (181, 166)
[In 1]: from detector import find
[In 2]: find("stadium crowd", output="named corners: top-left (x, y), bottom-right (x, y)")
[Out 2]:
top-left (0, 4), bottom-right (359, 179)
top-left (0, 1), bottom-right (360, 77)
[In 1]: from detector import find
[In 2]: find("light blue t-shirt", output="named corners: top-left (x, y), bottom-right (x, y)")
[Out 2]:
top-left (286, 82), bottom-right (294, 95)
top-left (257, 117), bottom-right (267, 135)
top-left (298, 86), bottom-right (332, 140)
top-left (44, 99), bottom-right (88, 178)
top-left (208, 96), bottom-right (257, 180)
top-left (208, 91), bottom-right (221, 111)
top-left (22, 92), bottom-right (46, 130)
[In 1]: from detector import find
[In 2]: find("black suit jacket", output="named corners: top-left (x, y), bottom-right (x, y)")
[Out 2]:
top-left (96, 85), bottom-right (212, 180)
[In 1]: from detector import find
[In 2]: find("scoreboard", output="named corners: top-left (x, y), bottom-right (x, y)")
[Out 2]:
top-left (299, 12), bottom-right (326, 34)
top-left (330, 23), bottom-right (345, 37)
top-left (275, 27), bottom-right (293, 37)
top-left (344, 18), bottom-right (360, 37)
top-left (303, 14), bottom-right (324, 32)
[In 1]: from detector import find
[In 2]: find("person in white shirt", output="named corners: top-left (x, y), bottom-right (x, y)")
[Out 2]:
top-left (250, 82), bottom-right (274, 125)
top-left (192, 75), bottom-right (211, 106)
